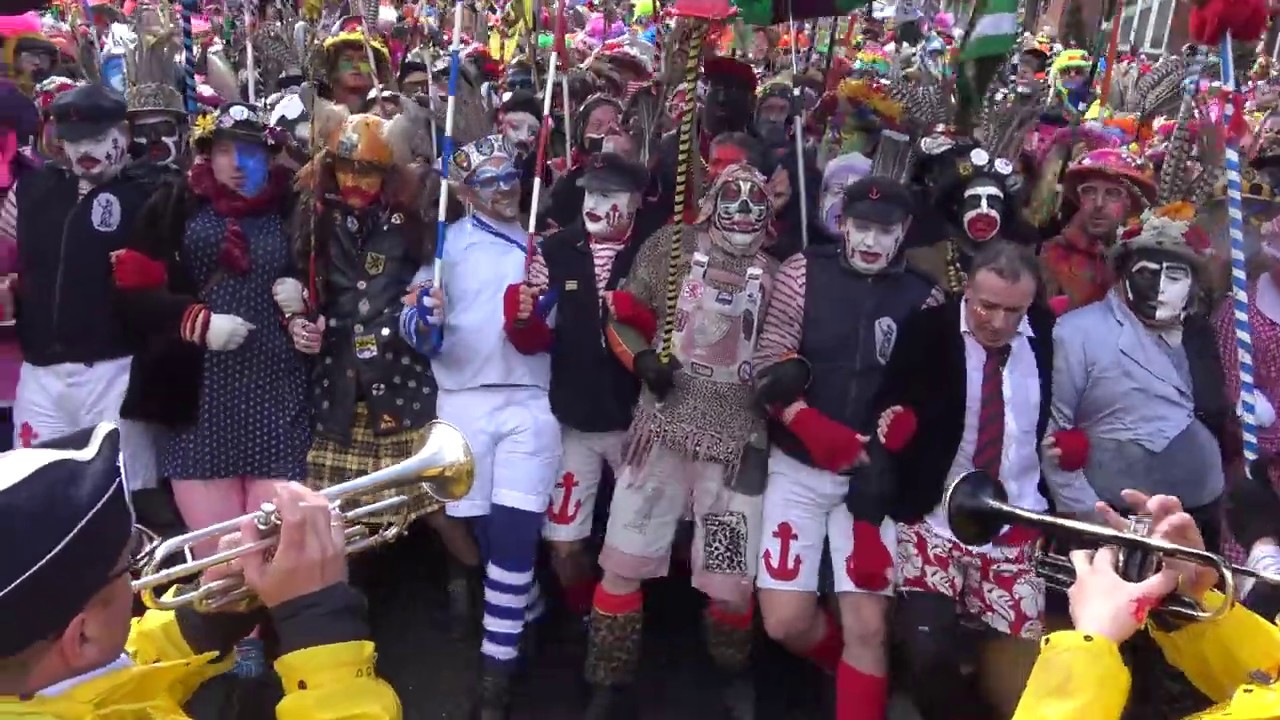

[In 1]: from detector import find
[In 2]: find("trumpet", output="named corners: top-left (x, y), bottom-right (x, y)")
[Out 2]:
top-left (942, 470), bottom-right (1280, 622)
top-left (132, 420), bottom-right (474, 612)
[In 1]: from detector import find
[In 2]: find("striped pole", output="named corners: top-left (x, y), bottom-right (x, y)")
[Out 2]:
top-left (1221, 33), bottom-right (1259, 466)
top-left (523, 0), bottom-right (567, 274)
top-left (657, 21), bottom-right (704, 364)
top-left (428, 0), bottom-right (466, 347)
top-left (182, 0), bottom-right (197, 113)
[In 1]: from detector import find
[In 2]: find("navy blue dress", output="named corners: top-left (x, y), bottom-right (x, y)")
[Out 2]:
top-left (162, 203), bottom-right (312, 480)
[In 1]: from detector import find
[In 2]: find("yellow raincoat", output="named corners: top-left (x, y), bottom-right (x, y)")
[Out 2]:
top-left (1014, 591), bottom-right (1280, 719)
top-left (0, 605), bottom-right (402, 719)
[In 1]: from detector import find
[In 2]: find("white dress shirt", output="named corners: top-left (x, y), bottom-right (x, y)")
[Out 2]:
top-left (924, 298), bottom-right (1047, 549)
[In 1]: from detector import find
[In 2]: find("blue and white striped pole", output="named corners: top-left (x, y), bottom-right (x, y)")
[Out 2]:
top-left (1221, 32), bottom-right (1259, 467)
top-left (182, 0), bottom-right (197, 114)
top-left (427, 0), bottom-right (465, 349)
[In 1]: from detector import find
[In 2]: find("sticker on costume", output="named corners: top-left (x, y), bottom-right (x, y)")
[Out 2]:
top-left (379, 413), bottom-right (397, 430)
top-left (565, 280), bottom-right (578, 291)
top-left (354, 333), bottom-right (378, 359)
top-left (390, 213), bottom-right (404, 225)
top-left (874, 316), bottom-right (897, 365)
top-left (90, 193), bottom-right (121, 232)
top-left (346, 215), bottom-right (360, 232)
top-left (365, 252), bottom-right (385, 275)
top-left (702, 511), bottom-right (749, 575)
top-left (452, 148), bottom-right (471, 173)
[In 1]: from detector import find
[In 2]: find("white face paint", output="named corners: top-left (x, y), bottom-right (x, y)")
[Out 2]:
top-left (711, 178), bottom-right (770, 253)
top-left (841, 217), bottom-right (907, 274)
top-left (1124, 258), bottom-right (1194, 324)
top-left (581, 189), bottom-right (637, 240)
top-left (500, 111), bottom-right (539, 155)
top-left (63, 126), bottom-right (129, 183)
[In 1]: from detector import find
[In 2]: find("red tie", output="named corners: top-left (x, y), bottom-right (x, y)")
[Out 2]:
top-left (973, 345), bottom-right (1009, 480)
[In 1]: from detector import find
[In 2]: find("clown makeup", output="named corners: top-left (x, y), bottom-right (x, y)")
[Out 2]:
top-left (961, 178), bottom-right (1004, 242)
top-left (63, 125), bottom-right (129, 183)
top-left (334, 159), bottom-right (384, 209)
top-left (754, 95), bottom-right (791, 147)
top-left (468, 156), bottom-right (521, 221)
top-left (1058, 65), bottom-right (1089, 92)
top-left (582, 190), bottom-right (638, 240)
top-left (708, 140), bottom-right (750, 182)
top-left (1076, 179), bottom-right (1129, 239)
top-left (236, 142), bottom-right (269, 198)
top-left (1124, 258), bottom-right (1194, 325)
top-left (500, 111), bottom-right (539, 156)
top-left (711, 177), bottom-right (770, 252)
top-left (841, 217), bottom-right (907, 274)
top-left (336, 48), bottom-right (374, 94)
top-left (130, 114), bottom-right (182, 166)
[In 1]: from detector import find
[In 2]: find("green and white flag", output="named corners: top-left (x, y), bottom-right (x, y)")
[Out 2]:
top-left (957, 0), bottom-right (1019, 62)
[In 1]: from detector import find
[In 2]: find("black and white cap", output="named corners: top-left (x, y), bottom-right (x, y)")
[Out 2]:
top-left (0, 424), bottom-right (133, 656)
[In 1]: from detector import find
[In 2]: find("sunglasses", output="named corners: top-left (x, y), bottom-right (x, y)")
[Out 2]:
top-left (467, 167), bottom-right (521, 191)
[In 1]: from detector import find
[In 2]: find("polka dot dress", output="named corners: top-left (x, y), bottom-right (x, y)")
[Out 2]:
top-left (162, 204), bottom-right (312, 481)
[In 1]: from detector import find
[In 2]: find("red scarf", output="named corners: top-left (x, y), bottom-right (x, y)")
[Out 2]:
top-left (187, 162), bottom-right (291, 276)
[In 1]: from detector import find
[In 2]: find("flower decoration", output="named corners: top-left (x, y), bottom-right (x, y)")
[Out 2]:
top-left (191, 112), bottom-right (216, 142)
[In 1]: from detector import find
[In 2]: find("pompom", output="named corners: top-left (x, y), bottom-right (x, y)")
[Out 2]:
top-left (1189, 0), bottom-right (1268, 46)
top-left (1048, 295), bottom-right (1071, 317)
top-left (1052, 428), bottom-right (1090, 472)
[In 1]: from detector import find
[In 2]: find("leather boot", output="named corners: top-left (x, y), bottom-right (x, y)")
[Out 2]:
top-left (583, 605), bottom-right (642, 720)
top-left (472, 664), bottom-right (512, 720)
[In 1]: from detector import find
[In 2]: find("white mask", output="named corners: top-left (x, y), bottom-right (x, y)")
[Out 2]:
top-left (500, 111), bottom-right (539, 155)
top-left (711, 178), bottom-right (770, 253)
top-left (1125, 258), bottom-right (1193, 324)
top-left (841, 217), bottom-right (907, 273)
top-left (582, 190), bottom-right (637, 240)
top-left (63, 127), bottom-right (129, 183)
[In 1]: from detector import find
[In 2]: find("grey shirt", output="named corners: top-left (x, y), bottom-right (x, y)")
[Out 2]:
top-left (1047, 292), bottom-right (1225, 514)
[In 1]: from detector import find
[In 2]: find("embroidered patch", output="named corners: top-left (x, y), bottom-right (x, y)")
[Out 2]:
top-left (874, 316), bottom-right (898, 365)
top-left (565, 280), bottom-right (578, 291)
top-left (354, 334), bottom-right (377, 359)
top-left (365, 252), bottom-right (386, 275)
top-left (90, 192), bottom-right (121, 232)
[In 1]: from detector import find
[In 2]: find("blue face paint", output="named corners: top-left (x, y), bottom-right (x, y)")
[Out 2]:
top-left (236, 141), bottom-right (269, 197)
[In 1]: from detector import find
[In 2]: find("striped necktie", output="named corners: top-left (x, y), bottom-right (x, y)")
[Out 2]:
top-left (973, 344), bottom-right (1011, 480)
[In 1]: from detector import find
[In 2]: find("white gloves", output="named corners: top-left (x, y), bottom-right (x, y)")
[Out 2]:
top-left (1239, 392), bottom-right (1277, 429)
top-left (273, 278), bottom-right (308, 315)
top-left (206, 314), bottom-right (255, 352)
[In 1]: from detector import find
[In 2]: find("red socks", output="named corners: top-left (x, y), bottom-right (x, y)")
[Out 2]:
top-left (801, 610), bottom-right (843, 674)
top-left (836, 661), bottom-right (887, 720)
top-left (592, 584), bottom-right (643, 616)
top-left (846, 520), bottom-right (893, 592)
top-left (707, 602), bottom-right (753, 630)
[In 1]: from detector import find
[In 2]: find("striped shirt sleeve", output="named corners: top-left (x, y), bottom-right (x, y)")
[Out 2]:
top-left (754, 252), bottom-right (806, 372)
top-left (0, 182), bottom-right (17, 243)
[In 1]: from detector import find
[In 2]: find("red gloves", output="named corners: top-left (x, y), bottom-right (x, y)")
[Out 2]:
top-left (846, 520), bottom-right (893, 592)
top-left (502, 283), bottom-right (553, 354)
top-left (609, 290), bottom-right (657, 344)
top-left (787, 407), bottom-right (865, 473)
top-left (1189, 0), bottom-right (1268, 45)
top-left (1051, 428), bottom-right (1090, 472)
top-left (111, 249), bottom-right (167, 290)
top-left (880, 407), bottom-right (917, 452)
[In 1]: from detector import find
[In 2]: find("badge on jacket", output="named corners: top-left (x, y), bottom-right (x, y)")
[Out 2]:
top-left (354, 334), bottom-right (377, 359)
top-left (91, 193), bottom-right (121, 232)
top-left (365, 252), bottom-right (385, 276)
top-left (379, 413), bottom-right (398, 430)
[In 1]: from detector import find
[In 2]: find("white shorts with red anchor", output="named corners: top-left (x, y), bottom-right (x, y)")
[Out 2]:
top-left (542, 427), bottom-right (625, 542)
top-left (599, 444), bottom-right (764, 607)
top-left (756, 449), bottom-right (896, 595)
top-left (13, 357), bottom-right (161, 490)
top-left (896, 520), bottom-right (1046, 639)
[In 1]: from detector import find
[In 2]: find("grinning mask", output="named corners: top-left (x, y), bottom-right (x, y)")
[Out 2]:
top-left (129, 113), bottom-right (183, 167)
top-left (701, 163), bottom-right (771, 255)
top-left (582, 189), bottom-right (637, 240)
top-left (1123, 250), bottom-right (1194, 325)
top-left (841, 216), bottom-right (908, 274)
top-left (63, 125), bottom-right (129, 183)
top-left (961, 177), bottom-right (1004, 242)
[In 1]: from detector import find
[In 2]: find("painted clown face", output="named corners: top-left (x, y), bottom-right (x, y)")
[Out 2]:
top-left (710, 175), bottom-right (770, 254)
top-left (841, 216), bottom-right (907, 274)
top-left (500, 111), bottom-right (539, 156)
top-left (581, 189), bottom-right (637, 240)
top-left (961, 177), bottom-right (1004, 242)
top-left (129, 112), bottom-right (183, 167)
top-left (467, 155), bottom-right (522, 221)
top-left (64, 125), bottom-right (129, 183)
top-left (1124, 252), bottom-right (1194, 325)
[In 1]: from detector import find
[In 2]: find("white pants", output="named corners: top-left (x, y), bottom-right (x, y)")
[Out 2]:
top-left (439, 386), bottom-right (561, 517)
top-left (13, 358), bottom-right (160, 490)
top-left (542, 427), bottom-right (626, 542)
top-left (757, 449), bottom-right (896, 595)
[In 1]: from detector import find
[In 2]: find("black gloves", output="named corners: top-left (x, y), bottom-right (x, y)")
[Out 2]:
top-left (753, 357), bottom-right (812, 414)
top-left (843, 440), bottom-right (894, 523)
top-left (1226, 457), bottom-right (1280, 552)
top-left (634, 349), bottom-right (679, 401)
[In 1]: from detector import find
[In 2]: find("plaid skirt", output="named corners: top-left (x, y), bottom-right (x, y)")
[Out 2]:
top-left (307, 404), bottom-right (442, 527)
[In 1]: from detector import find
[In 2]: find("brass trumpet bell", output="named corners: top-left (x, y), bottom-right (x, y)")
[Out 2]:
top-left (132, 420), bottom-right (474, 612)
top-left (942, 470), bottom-right (1244, 622)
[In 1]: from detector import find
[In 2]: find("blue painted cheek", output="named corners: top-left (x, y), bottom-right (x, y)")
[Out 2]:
top-left (236, 143), bottom-right (269, 197)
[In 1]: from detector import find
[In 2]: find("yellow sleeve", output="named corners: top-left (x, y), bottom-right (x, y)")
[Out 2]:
top-left (124, 609), bottom-right (234, 707)
top-left (1012, 632), bottom-right (1129, 720)
top-left (1150, 590), bottom-right (1280, 702)
top-left (274, 641), bottom-right (402, 720)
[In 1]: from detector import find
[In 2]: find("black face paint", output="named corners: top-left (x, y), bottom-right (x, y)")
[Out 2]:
top-left (703, 83), bottom-right (751, 136)
top-left (1123, 250), bottom-right (1195, 324)
top-left (754, 118), bottom-right (788, 147)
top-left (583, 135), bottom-right (605, 154)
